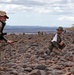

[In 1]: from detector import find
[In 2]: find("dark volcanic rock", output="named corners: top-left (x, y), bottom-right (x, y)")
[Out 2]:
top-left (10, 69), bottom-right (18, 75)
top-left (0, 32), bottom-right (74, 75)
top-left (24, 67), bottom-right (33, 72)
top-left (28, 70), bottom-right (41, 75)
top-left (35, 64), bottom-right (47, 70)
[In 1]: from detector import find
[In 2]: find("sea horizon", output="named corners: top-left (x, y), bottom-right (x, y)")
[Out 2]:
top-left (4, 26), bottom-right (57, 34)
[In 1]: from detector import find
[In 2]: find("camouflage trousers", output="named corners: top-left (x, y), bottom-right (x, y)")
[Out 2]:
top-left (0, 43), bottom-right (6, 47)
top-left (0, 43), bottom-right (6, 61)
top-left (48, 41), bottom-right (65, 53)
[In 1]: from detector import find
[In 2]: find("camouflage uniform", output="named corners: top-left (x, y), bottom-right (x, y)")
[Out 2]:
top-left (0, 10), bottom-right (9, 42)
top-left (0, 11), bottom-right (9, 61)
top-left (49, 34), bottom-right (65, 52)
top-left (0, 20), bottom-right (7, 42)
top-left (47, 27), bottom-right (65, 54)
top-left (0, 20), bottom-right (7, 61)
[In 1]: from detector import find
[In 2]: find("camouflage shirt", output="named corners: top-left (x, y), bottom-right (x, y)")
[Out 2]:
top-left (0, 20), bottom-right (7, 42)
top-left (49, 33), bottom-right (65, 50)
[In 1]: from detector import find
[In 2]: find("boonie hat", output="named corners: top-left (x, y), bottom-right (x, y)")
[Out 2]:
top-left (0, 11), bottom-right (9, 19)
top-left (57, 26), bottom-right (64, 31)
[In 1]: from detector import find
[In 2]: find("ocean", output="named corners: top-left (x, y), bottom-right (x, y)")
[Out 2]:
top-left (4, 26), bottom-right (57, 34)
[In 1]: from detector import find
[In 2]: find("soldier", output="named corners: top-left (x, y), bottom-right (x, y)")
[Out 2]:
top-left (0, 11), bottom-right (15, 63)
top-left (47, 26), bottom-right (65, 55)
top-left (0, 10), bottom-right (13, 44)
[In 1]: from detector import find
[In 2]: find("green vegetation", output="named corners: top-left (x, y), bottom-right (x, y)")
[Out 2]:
top-left (66, 25), bottom-right (74, 31)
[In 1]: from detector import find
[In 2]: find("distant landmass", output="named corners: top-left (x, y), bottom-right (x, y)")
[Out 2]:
top-left (66, 26), bottom-right (74, 31)
top-left (4, 26), bottom-right (57, 34)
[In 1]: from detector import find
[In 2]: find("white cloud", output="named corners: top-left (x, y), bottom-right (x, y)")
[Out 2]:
top-left (0, 4), bottom-right (33, 13)
top-left (33, 7), bottom-right (52, 14)
top-left (0, 0), bottom-right (12, 2)
top-left (0, 0), bottom-right (74, 15)
top-left (34, 0), bottom-right (62, 3)
top-left (54, 7), bottom-right (63, 12)
top-left (58, 16), bottom-right (74, 21)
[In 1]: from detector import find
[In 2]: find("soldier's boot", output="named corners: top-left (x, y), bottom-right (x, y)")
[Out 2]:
top-left (45, 48), bottom-right (53, 55)
top-left (47, 43), bottom-right (53, 55)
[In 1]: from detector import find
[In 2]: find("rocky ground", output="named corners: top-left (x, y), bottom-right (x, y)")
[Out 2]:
top-left (0, 31), bottom-right (74, 75)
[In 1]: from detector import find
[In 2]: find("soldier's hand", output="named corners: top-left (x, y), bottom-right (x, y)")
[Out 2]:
top-left (59, 41), bottom-right (64, 46)
top-left (7, 40), bottom-right (13, 44)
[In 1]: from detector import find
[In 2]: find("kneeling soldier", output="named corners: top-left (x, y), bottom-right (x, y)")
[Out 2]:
top-left (47, 26), bottom-right (65, 55)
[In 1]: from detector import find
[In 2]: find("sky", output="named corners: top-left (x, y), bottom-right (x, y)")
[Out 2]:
top-left (0, 0), bottom-right (74, 27)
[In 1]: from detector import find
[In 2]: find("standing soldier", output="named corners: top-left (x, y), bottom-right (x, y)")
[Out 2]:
top-left (47, 26), bottom-right (65, 55)
top-left (0, 10), bottom-right (13, 63)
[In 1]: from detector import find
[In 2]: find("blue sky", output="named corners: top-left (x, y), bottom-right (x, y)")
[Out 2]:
top-left (0, 0), bottom-right (74, 27)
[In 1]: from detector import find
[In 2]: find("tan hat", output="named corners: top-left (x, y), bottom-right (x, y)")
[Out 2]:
top-left (0, 11), bottom-right (9, 19)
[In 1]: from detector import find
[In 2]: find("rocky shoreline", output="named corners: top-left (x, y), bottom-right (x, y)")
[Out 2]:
top-left (0, 31), bottom-right (74, 75)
